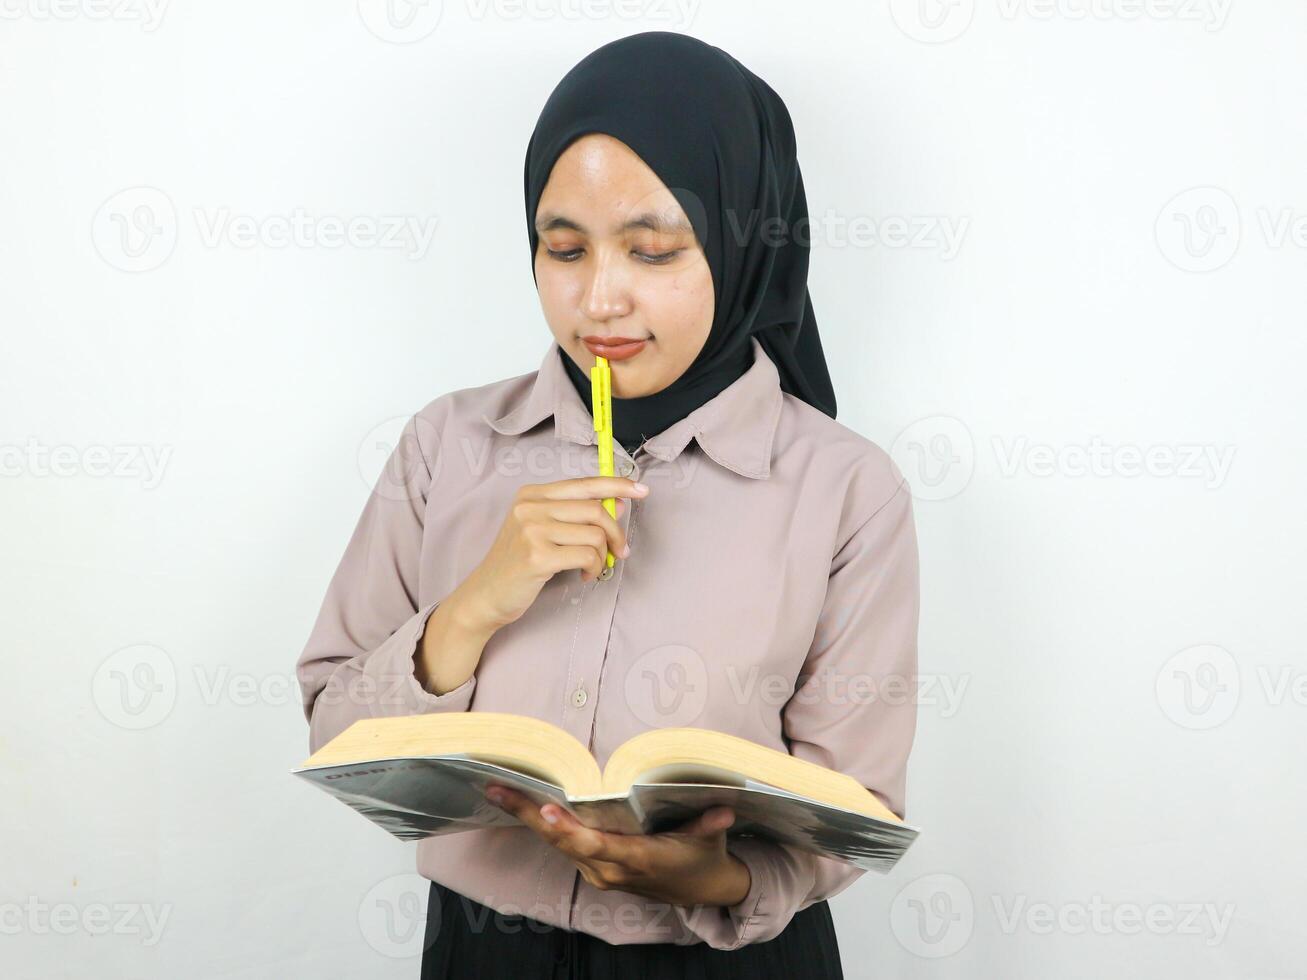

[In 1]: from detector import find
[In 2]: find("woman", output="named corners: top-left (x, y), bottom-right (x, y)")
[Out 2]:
top-left (296, 31), bottom-right (919, 979)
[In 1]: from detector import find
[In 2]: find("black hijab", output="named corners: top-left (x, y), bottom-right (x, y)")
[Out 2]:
top-left (524, 31), bottom-right (836, 455)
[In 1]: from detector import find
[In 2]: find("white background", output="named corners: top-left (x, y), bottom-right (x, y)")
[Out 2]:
top-left (2, 1), bottom-right (1304, 977)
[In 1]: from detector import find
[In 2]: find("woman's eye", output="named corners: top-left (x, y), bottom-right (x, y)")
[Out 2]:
top-left (635, 249), bottom-right (682, 265)
top-left (545, 246), bottom-right (682, 264)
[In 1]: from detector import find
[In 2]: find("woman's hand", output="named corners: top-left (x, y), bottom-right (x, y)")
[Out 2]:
top-left (457, 476), bottom-right (649, 633)
top-left (483, 784), bottom-right (752, 909)
top-left (416, 476), bottom-right (646, 698)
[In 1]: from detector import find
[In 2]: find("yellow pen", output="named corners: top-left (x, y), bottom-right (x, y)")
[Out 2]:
top-left (590, 354), bottom-right (617, 577)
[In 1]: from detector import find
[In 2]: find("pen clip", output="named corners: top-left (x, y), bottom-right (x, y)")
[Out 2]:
top-left (590, 358), bottom-right (610, 434)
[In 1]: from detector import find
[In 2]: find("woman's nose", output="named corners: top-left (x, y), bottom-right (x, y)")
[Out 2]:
top-left (580, 251), bottom-right (633, 321)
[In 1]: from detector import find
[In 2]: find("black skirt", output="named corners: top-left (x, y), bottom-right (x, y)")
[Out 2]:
top-left (420, 879), bottom-right (844, 980)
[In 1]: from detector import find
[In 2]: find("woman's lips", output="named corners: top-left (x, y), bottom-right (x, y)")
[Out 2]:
top-left (583, 338), bottom-right (647, 360)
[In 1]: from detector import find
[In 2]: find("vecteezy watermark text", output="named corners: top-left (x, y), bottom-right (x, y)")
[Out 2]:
top-left (723, 208), bottom-right (970, 260)
top-left (356, 0), bottom-right (701, 44)
top-left (890, 417), bottom-right (1236, 502)
top-left (192, 207), bottom-right (438, 258)
top-left (0, 0), bottom-right (170, 30)
top-left (1, 439), bottom-right (172, 489)
top-left (92, 186), bottom-right (440, 272)
top-left (0, 897), bottom-right (172, 946)
top-left (889, 873), bottom-right (1235, 958)
top-left (889, 0), bottom-right (1232, 44)
top-left (992, 436), bottom-right (1235, 489)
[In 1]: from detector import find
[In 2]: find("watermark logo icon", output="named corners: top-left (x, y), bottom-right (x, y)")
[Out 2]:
top-left (92, 186), bottom-right (177, 273)
top-left (890, 415), bottom-right (975, 501)
top-left (889, 0), bottom-right (976, 43)
top-left (359, 414), bottom-right (444, 502)
top-left (1156, 643), bottom-right (1240, 730)
top-left (92, 643), bottom-right (177, 730)
top-left (1155, 186), bottom-right (1241, 273)
top-left (890, 873), bottom-right (975, 958)
top-left (359, 873), bottom-right (436, 957)
top-left (624, 644), bottom-right (708, 727)
top-left (358, 0), bottom-right (444, 43)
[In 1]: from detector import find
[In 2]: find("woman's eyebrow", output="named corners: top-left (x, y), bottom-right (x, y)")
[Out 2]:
top-left (535, 211), bottom-right (694, 235)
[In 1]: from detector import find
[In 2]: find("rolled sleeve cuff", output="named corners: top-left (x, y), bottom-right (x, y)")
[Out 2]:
top-left (674, 837), bottom-right (815, 950)
top-left (361, 600), bottom-right (476, 716)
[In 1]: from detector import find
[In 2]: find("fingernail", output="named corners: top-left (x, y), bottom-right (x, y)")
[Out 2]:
top-left (621, 543), bottom-right (631, 558)
top-left (486, 788), bottom-right (504, 804)
top-left (541, 807), bottom-right (559, 825)
top-left (633, 482), bottom-right (649, 493)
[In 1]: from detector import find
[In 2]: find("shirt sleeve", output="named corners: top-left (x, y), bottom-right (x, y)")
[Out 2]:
top-left (295, 411), bottom-right (476, 757)
top-left (675, 474), bottom-right (920, 950)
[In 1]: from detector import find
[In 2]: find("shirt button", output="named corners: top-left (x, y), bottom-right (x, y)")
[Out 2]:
top-left (570, 686), bottom-right (588, 708)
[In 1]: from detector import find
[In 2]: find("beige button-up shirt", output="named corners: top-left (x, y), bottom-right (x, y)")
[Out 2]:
top-left (296, 335), bottom-right (920, 950)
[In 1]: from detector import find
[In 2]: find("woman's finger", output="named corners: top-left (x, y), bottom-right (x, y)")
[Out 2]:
top-left (488, 787), bottom-right (664, 888)
top-left (523, 476), bottom-right (649, 502)
top-left (543, 521), bottom-right (624, 579)
top-left (664, 805), bottom-right (736, 838)
top-left (538, 805), bottom-right (650, 871)
top-left (485, 787), bottom-right (591, 851)
top-left (545, 500), bottom-right (629, 558)
top-left (484, 785), bottom-right (551, 832)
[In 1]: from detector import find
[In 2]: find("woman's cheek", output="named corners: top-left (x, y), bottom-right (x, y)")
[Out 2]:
top-left (656, 266), bottom-right (714, 342)
top-left (535, 264), bottom-right (577, 313)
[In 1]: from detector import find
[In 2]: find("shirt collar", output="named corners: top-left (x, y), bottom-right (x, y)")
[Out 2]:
top-left (481, 335), bottom-right (783, 480)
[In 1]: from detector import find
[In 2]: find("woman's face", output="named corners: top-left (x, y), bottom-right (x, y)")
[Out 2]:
top-left (534, 133), bottom-right (715, 398)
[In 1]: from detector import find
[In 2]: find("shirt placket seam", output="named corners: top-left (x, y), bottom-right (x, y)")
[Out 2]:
top-left (585, 495), bottom-right (639, 752)
top-left (548, 574), bottom-right (591, 924)
top-left (557, 576), bottom-right (591, 731)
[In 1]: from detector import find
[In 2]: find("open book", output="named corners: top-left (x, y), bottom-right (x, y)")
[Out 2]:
top-left (292, 712), bottom-right (920, 873)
